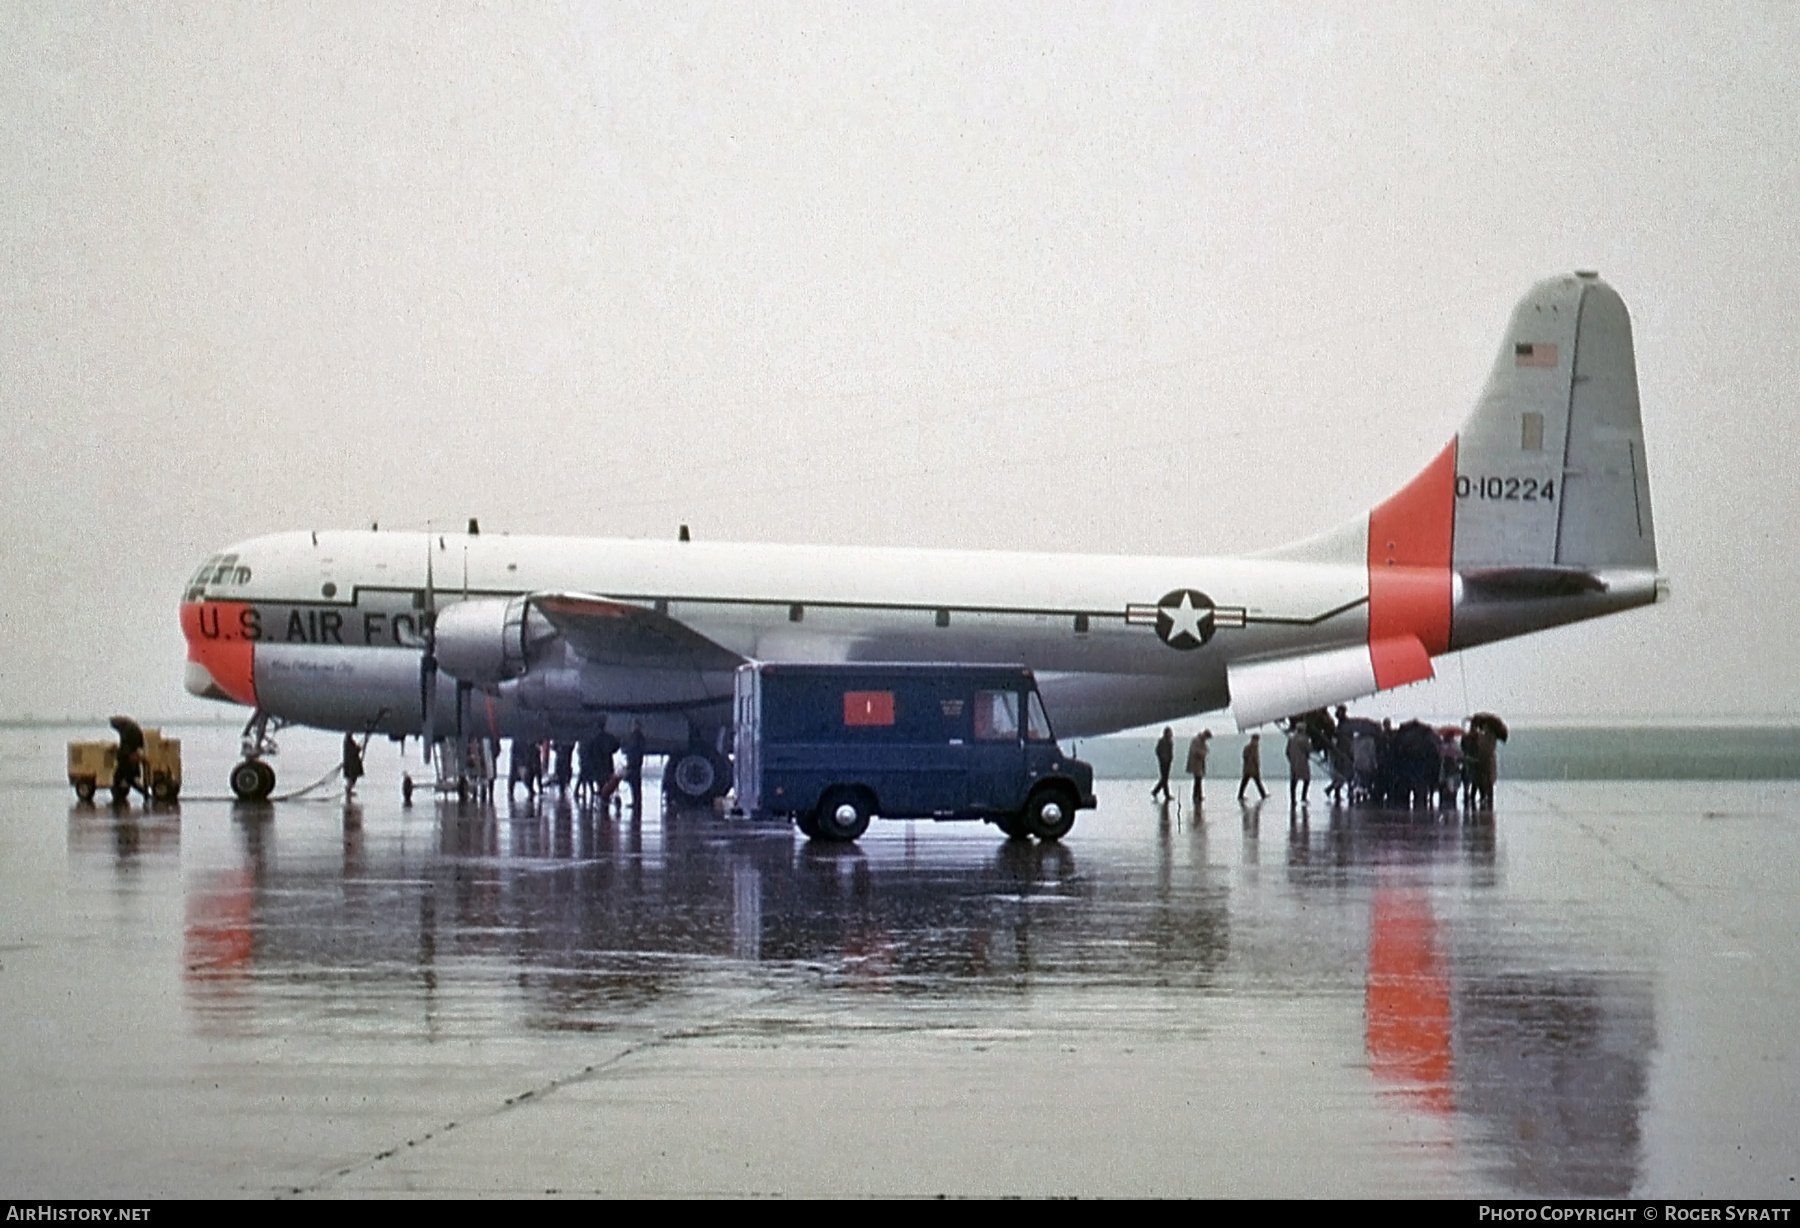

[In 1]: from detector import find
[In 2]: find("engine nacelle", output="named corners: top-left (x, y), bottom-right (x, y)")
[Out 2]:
top-left (432, 596), bottom-right (550, 685)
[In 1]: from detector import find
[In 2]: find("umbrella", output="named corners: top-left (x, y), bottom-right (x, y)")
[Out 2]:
top-left (1469, 712), bottom-right (1509, 741)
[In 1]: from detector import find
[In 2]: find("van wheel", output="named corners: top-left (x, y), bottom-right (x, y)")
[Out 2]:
top-left (814, 788), bottom-right (872, 841)
top-left (796, 809), bottom-right (820, 839)
top-left (1023, 785), bottom-right (1078, 841)
top-left (993, 812), bottom-right (1029, 840)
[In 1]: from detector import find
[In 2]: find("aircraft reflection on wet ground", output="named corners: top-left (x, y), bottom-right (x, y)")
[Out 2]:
top-left (19, 750), bottom-right (1797, 1197)
top-left (149, 787), bottom-right (1652, 1196)
top-left (181, 794), bottom-right (1231, 1010)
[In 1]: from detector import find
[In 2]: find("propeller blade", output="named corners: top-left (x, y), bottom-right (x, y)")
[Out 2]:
top-left (420, 528), bottom-right (439, 761)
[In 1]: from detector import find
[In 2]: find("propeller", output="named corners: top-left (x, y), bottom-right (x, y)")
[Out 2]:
top-left (454, 542), bottom-right (471, 784)
top-left (419, 530), bottom-right (438, 771)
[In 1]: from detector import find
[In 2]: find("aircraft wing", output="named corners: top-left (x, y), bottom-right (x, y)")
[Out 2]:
top-left (531, 593), bottom-right (745, 673)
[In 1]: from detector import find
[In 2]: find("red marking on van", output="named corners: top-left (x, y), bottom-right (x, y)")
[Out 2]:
top-left (843, 691), bottom-right (895, 727)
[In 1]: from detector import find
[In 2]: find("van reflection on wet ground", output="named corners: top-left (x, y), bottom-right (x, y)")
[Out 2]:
top-left (14, 769), bottom-right (1797, 1196)
top-left (184, 795), bottom-right (1233, 1010)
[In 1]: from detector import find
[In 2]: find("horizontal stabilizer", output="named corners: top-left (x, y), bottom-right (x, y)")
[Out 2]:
top-left (1460, 566), bottom-right (1607, 599)
top-left (1228, 637), bottom-right (1433, 731)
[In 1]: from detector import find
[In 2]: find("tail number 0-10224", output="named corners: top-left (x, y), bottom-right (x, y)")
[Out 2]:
top-left (1456, 475), bottom-right (1555, 502)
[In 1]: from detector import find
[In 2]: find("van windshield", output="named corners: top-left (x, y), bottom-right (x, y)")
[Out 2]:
top-left (1026, 691), bottom-right (1054, 742)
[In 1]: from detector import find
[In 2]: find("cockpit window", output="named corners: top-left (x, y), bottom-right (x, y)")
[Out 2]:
top-left (184, 554), bottom-right (251, 602)
top-left (208, 554), bottom-right (251, 585)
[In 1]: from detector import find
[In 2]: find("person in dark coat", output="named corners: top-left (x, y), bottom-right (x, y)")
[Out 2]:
top-left (1151, 728), bottom-right (1175, 800)
top-left (508, 739), bottom-right (542, 800)
top-left (342, 731), bottom-right (365, 800)
top-left (1239, 733), bottom-right (1267, 800)
top-left (1186, 729), bottom-right (1212, 807)
top-left (109, 716), bottom-right (149, 804)
top-left (553, 742), bottom-right (576, 793)
top-left (1465, 723), bottom-right (1499, 810)
top-left (578, 731), bottom-right (621, 803)
top-left (1325, 706), bottom-right (1352, 801)
top-left (623, 721), bottom-right (646, 812)
top-left (1286, 725), bottom-right (1312, 807)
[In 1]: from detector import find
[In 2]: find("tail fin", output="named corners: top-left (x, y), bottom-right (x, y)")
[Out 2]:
top-left (1251, 272), bottom-right (1662, 713)
top-left (1451, 271), bottom-right (1657, 572)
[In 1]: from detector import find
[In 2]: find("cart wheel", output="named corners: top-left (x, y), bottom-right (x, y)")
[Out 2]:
top-left (151, 775), bottom-right (179, 802)
top-left (74, 779), bottom-right (96, 804)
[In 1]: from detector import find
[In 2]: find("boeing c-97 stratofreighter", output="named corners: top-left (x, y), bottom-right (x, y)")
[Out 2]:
top-left (181, 272), bottom-right (1665, 802)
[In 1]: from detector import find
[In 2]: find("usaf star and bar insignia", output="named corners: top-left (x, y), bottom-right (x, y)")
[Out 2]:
top-left (1125, 589), bottom-right (1248, 650)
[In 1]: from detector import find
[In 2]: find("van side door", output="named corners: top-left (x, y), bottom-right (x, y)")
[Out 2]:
top-left (968, 688), bottom-right (1027, 814)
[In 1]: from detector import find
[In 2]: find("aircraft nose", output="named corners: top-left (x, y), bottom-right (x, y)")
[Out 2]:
top-left (180, 549), bottom-right (259, 706)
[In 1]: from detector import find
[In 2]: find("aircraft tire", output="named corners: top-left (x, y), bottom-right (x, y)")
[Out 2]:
top-left (1023, 785), bottom-right (1078, 842)
top-left (813, 787), bottom-right (872, 841)
top-left (231, 759), bottom-right (273, 802)
top-left (664, 749), bottom-right (729, 807)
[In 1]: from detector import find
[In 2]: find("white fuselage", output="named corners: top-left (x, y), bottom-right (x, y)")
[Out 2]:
top-left (182, 529), bottom-right (1379, 740)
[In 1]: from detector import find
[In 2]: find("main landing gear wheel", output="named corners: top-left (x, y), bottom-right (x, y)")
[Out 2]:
top-left (664, 748), bottom-right (730, 807)
top-left (813, 788), bottom-right (873, 841)
top-left (230, 759), bottom-right (276, 801)
top-left (1022, 785), bottom-right (1078, 842)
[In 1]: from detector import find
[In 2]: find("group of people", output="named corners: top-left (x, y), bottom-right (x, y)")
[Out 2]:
top-left (359, 722), bottom-right (650, 810)
top-left (505, 723), bottom-right (647, 811)
top-left (1299, 706), bottom-right (1505, 810)
top-left (1150, 707), bottom-right (1505, 814)
top-left (1151, 726), bottom-right (1282, 807)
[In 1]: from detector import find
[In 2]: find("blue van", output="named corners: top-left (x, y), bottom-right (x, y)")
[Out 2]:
top-left (733, 662), bottom-right (1096, 842)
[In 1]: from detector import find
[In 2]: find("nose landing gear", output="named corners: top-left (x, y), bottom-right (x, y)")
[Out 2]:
top-left (230, 711), bottom-right (282, 801)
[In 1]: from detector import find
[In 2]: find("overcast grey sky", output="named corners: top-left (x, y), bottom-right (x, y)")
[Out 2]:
top-left (2, 3), bottom-right (1795, 724)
